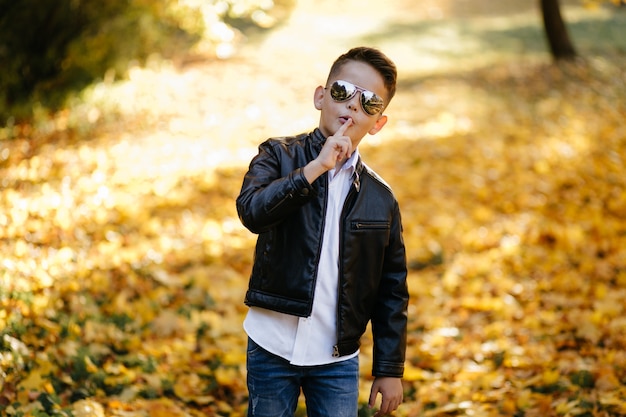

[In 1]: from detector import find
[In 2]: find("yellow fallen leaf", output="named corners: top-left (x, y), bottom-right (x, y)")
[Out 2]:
top-left (542, 369), bottom-right (560, 385)
top-left (173, 373), bottom-right (209, 403)
top-left (18, 370), bottom-right (46, 392)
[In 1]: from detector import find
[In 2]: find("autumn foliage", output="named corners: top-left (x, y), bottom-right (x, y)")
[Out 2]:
top-left (2, 8), bottom-right (626, 417)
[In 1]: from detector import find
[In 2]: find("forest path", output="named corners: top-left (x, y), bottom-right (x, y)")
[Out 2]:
top-left (90, 0), bottom-right (597, 182)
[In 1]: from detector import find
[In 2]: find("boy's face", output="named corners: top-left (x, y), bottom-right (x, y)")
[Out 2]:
top-left (314, 60), bottom-right (389, 150)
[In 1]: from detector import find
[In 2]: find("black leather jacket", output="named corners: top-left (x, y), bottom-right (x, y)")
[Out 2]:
top-left (236, 128), bottom-right (408, 378)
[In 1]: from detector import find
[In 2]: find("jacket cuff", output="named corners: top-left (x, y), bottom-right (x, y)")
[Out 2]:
top-left (292, 167), bottom-right (316, 198)
top-left (373, 361), bottom-right (405, 378)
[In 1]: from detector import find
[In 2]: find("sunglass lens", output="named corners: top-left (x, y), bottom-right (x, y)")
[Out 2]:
top-left (361, 92), bottom-right (384, 115)
top-left (330, 81), bottom-right (356, 102)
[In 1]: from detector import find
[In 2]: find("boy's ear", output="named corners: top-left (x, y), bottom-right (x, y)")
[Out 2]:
top-left (368, 114), bottom-right (388, 135)
top-left (314, 86), bottom-right (325, 110)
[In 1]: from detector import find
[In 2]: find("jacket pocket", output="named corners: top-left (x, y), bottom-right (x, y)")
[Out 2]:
top-left (350, 220), bottom-right (390, 231)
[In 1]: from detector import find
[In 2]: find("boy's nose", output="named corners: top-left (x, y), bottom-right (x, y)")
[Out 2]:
top-left (346, 93), bottom-right (360, 112)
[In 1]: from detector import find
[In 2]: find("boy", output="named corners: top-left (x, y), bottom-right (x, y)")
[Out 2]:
top-left (236, 46), bottom-right (408, 417)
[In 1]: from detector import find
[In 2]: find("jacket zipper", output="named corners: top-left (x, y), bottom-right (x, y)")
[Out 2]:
top-left (310, 173), bottom-right (328, 317)
top-left (352, 221), bottom-right (389, 229)
top-left (333, 177), bottom-right (359, 357)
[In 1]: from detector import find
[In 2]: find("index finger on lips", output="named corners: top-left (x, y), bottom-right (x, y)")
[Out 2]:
top-left (334, 118), bottom-right (352, 136)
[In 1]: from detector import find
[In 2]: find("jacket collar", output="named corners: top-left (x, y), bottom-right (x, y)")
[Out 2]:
top-left (311, 128), bottom-right (326, 149)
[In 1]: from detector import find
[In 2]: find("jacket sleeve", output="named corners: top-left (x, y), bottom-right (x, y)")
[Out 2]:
top-left (236, 141), bottom-right (317, 234)
top-left (371, 200), bottom-right (409, 378)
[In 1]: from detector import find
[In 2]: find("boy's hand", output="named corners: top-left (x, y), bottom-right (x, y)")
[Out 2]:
top-left (317, 118), bottom-right (353, 170)
top-left (369, 377), bottom-right (403, 416)
top-left (303, 118), bottom-right (352, 183)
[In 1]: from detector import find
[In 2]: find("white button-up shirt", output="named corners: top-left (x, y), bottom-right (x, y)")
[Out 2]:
top-left (244, 149), bottom-right (360, 366)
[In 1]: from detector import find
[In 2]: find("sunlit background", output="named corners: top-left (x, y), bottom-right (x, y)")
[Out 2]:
top-left (12, 0), bottom-right (623, 176)
top-left (1, 0), bottom-right (626, 416)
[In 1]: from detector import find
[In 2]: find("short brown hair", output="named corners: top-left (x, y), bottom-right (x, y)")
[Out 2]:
top-left (328, 47), bottom-right (397, 102)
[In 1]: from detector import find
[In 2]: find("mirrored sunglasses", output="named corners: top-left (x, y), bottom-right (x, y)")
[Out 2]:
top-left (327, 80), bottom-right (384, 116)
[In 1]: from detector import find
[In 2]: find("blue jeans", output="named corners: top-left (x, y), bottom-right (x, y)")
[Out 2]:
top-left (246, 337), bottom-right (359, 417)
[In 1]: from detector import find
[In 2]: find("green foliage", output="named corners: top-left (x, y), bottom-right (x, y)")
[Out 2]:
top-left (0, 0), bottom-right (293, 124)
top-left (570, 370), bottom-right (595, 388)
top-left (0, 0), bottom-right (192, 123)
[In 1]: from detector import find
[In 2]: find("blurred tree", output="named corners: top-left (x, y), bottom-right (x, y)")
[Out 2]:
top-left (0, 1), bottom-right (92, 118)
top-left (0, 0), bottom-right (196, 123)
top-left (0, 0), bottom-right (294, 125)
top-left (540, 0), bottom-right (578, 60)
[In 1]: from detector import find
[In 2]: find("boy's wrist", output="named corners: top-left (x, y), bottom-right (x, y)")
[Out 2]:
top-left (303, 159), bottom-right (327, 183)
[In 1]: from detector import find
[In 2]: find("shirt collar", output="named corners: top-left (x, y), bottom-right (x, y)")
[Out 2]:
top-left (329, 148), bottom-right (359, 180)
top-left (344, 148), bottom-right (359, 174)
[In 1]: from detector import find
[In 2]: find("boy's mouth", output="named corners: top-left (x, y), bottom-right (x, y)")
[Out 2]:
top-left (339, 116), bottom-right (351, 124)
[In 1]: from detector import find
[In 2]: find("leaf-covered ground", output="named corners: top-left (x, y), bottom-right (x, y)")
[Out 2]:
top-left (2, 1), bottom-right (626, 416)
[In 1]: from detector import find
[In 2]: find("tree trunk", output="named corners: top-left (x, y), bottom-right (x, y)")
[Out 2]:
top-left (540, 0), bottom-right (577, 60)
